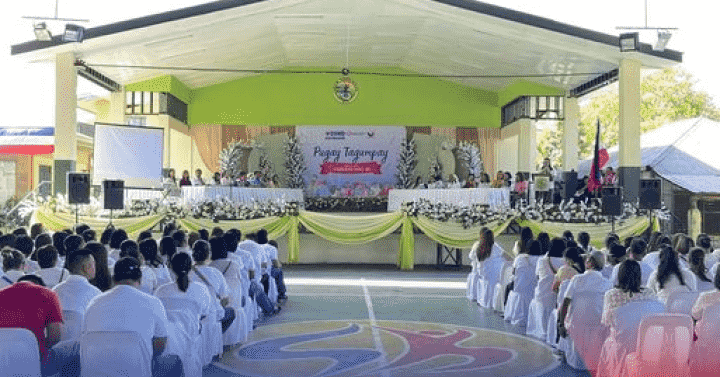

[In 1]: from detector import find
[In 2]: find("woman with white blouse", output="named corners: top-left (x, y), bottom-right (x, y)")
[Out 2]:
top-left (139, 238), bottom-right (172, 288)
top-left (646, 245), bottom-right (697, 304)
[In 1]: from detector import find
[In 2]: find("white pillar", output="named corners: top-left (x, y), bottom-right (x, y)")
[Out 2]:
top-left (562, 96), bottom-right (579, 171)
top-left (517, 118), bottom-right (536, 173)
top-left (618, 58), bottom-right (642, 202)
top-left (108, 89), bottom-right (126, 124)
top-left (54, 52), bottom-right (77, 195)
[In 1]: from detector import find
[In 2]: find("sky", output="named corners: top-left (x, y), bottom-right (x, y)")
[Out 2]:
top-left (2, 0), bottom-right (718, 128)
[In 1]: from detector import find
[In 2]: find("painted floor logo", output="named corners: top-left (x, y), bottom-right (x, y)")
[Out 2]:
top-left (224, 320), bottom-right (558, 377)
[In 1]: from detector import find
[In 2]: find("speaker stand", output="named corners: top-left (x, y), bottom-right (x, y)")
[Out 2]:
top-left (75, 204), bottom-right (79, 225)
top-left (109, 209), bottom-right (113, 227)
top-left (610, 215), bottom-right (616, 234)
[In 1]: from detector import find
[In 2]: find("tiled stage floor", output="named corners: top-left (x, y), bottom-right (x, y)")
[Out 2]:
top-left (205, 265), bottom-right (591, 377)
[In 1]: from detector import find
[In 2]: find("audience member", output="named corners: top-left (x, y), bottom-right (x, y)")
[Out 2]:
top-left (85, 241), bottom-right (113, 292)
top-left (120, 246), bottom-right (158, 295)
top-left (558, 250), bottom-right (612, 337)
top-left (81, 229), bottom-right (96, 243)
top-left (99, 227), bottom-right (114, 251)
top-left (30, 223), bottom-right (45, 240)
top-left (52, 247), bottom-right (101, 314)
top-left (108, 229), bottom-right (128, 261)
top-left (15, 235), bottom-right (39, 273)
top-left (35, 245), bottom-right (70, 288)
top-left (173, 230), bottom-right (191, 255)
top-left (577, 232), bottom-right (593, 254)
top-left (610, 239), bottom-right (652, 287)
top-left (0, 272), bottom-right (63, 366)
top-left (83, 257), bottom-right (184, 377)
top-left (646, 245), bottom-right (697, 304)
top-left (601, 260), bottom-right (657, 328)
top-left (1, 248), bottom-right (26, 288)
top-left (688, 247), bottom-right (714, 292)
top-left (696, 233), bottom-right (717, 268)
top-left (140, 238), bottom-right (172, 287)
top-left (552, 247), bottom-right (584, 292)
top-left (160, 236), bottom-right (177, 265)
top-left (691, 268), bottom-right (720, 321)
top-left (190, 240), bottom-right (235, 333)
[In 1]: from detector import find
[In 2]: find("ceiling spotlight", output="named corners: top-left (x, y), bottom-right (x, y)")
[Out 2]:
top-left (33, 22), bottom-right (52, 42)
top-left (654, 31), bottom-right (671, 52)
top-left (63, 24), bottom-right (85, 43)
top-left (619, 32), bottom-right (639, 52)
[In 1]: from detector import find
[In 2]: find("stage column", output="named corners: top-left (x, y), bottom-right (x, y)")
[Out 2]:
top-left (618, 58), bottom-right (642, 202)
top-left (107, 89), bottom-right (126, 124)
top-left (53, 52), bottom-right (77, 196)
top-left (517, 118), bottom-right (537, 175)
top-left (562, 96), bottom-right (579, 171)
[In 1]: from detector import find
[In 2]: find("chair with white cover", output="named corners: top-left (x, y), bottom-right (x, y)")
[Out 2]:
top-left (623, 313), bottom-right (693, 377)
top-left (690, 303), bottom-right (720, 376)
top-left (504, 256), bottom-right (539, 326)
top-left (492, 261), bottom-right (513, 312)
top-left (80, 331), bottom-right (152, 377)
top-left (666, 291), bottom-right (700, 316)
top-left (477, 255), bottom-right (504, 309)
top-left (60, 309), bottom-right (84, 342)
top-left (160, 297), bottom-right (203, 377)
top-left (526, 275), bottom-right (557, 340)
top-left (0, 328), bottom-right (42, 377)
top-left (466, 268), bottom-right (480, 302)
top-left (596, 299), bottom-right (665, 377)
top-left (565, 291), bottom-right (608, 371)
top-left (545, 279), bottom-right (572, 348)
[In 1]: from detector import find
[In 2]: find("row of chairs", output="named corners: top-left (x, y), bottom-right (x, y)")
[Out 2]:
top-left (468, 262), bottom-right (720, 376)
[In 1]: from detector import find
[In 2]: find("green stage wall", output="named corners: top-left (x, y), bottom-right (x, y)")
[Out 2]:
top-left (127, 68), bottom-right (563, 128)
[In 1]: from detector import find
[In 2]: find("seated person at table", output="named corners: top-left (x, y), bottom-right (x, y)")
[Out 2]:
top-left (463, 174), bottom-right (477, 188)
top-left (447, 174), bottom-right (462, 189)
top-left (191, 169), bottom-right (205, 186)
top-left (413, 176), bottom-right (427, 189)
top-left (179, 170), bottom-right (192, 187)
top-left (477, 172), bottom-right (491, 186)
top-left (210, 172), bottom-right (222, 185)
top-left (490, 171), bottom-right (505, 188)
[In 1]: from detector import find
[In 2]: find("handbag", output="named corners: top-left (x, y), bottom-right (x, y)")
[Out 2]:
top-left (193, 266), bottom-right (230, 307)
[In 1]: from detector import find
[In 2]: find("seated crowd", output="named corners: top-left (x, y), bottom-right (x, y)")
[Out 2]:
top-left (0, 222), bottom-right (287, 377)
top-left (467, 228), bottom-right (720, 376)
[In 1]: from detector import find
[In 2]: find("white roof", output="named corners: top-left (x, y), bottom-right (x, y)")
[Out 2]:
top-left (578, 117), bottom-right (720, 194)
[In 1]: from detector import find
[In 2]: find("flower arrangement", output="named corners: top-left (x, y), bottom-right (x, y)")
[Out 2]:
top-left (189, 198), bottom-right (300, 221)
top-left (455, 141), bottom-right (483, 178)
top-left (402, 198), bottom-right (513, 228)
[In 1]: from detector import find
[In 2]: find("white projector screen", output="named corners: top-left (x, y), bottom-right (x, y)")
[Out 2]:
top-left (93, 123), bottom-right (164, 188)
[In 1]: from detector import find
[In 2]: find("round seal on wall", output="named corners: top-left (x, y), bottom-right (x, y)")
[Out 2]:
top-left (334, 77), bottom-right (359, 103)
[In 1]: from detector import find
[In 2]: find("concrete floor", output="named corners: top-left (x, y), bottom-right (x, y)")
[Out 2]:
top-left (206, 265), bottom-right (591, 377)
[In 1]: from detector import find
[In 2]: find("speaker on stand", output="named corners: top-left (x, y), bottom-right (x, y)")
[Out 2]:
top-left (601, 187), bottom-right (623, 233)
top-left (67, 173), bottom-right (90, 225)
top-left (103, 180), bottom-right (125, 226)
top-left (640, 178), bottom-right (662, 231)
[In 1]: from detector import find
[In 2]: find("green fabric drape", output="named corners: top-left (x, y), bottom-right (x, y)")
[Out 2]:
top-left (409, 216), bottom-right (515, 249)
top-left (287, 216), bottom-right (300, 263)
top-left (400, 216), bottom-right (414, 270)
top-left (177, 216), bottom-right (291, 241)
top-left (34, 207), bottom-right (163, 240)
top-left (517, 216), bottom-right (651, 249)
top-left (297, 210), bottom-right (404, 245)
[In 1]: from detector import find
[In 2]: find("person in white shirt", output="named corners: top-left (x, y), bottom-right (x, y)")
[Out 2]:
top-left (15, 235), bottom-right (40, 273)
top-left (84, 257), bottom-right (184, 377)
top-left (172, 230), bottom-right (192, 256)
top-left (51, 247), bottom-right (100, 314)
top-left (557, 250), bottom-right (613, 338)
top-left (120, 245), bottom-right (158, 295)
top-left (1, 248), bottom-right (27, 288)
top-left (191, 169), bottom-right (205, 186)
top-left (190, 240), bottom-right (236, 333)
top-left (35, 245), bottom-right (70, 288)
top-left (696, 233), bottom-right (717, 269)
top-left (107, 229), bottom-right (128, 262)
top-left (63, 235), bottom-right (86, 263)
top-left (156, 253), bottom-right (220, 377)
top-left (646, 245), bottom-right (698, 304)
top-left (688, 247), bottom-right (715, 292)
top-left (610, 239), bottom-right (653, 287)
top-left (140, 238), bottom-right (173, 288)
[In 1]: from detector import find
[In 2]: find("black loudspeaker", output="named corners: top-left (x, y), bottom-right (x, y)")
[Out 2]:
top-left (601, 187), bottom-right (623, 216)
top-left (561, 171), bottom-right (578, 199)
top-left (103, 180), bottom-right (124, 210)
top-left (639, 179), bottom-right (662, 209)
top-left (67, 173), bottom-right (90, 204)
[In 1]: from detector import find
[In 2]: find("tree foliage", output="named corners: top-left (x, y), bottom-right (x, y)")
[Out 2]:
top-left (537, 67), bottom-right (720, 167)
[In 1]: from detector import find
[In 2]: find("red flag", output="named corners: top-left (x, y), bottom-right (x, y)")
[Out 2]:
top-left (587, 119), bottom-right (609, 192)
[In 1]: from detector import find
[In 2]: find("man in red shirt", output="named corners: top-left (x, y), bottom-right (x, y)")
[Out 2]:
top-left (0, 274), bottom-right (63, 367)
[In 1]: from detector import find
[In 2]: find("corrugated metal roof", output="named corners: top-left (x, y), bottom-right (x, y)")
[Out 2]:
top-left (577, 117), bottom-right (720, 193)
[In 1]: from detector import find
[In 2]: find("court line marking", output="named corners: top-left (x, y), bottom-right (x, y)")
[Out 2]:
top-left (361, 277), bottom-right (391, 377)
top-left (285, 277), bottom-right (465, 289)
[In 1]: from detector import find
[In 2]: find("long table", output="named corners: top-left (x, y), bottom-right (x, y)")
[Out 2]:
top-left (387, 188), bottom-right (510, 211)
top-left (181, 186), bottom-right (304, 204)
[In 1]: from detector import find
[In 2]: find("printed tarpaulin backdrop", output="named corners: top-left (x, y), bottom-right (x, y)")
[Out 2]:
top-left (297, 126), bottom-right (404, 197)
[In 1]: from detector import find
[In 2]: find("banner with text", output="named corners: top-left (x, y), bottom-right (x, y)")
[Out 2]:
top-left (297, 126), bottom-right (404, 197)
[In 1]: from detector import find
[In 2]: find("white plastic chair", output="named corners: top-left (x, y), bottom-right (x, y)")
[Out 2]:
top-left (545, 279), bottom-right (571, 347)
top-left (624, 314), bottom-right (693, 377)
top-left (0, 328), bottom-right (42, 377)
top-left (666, 291), bottom-right (701, 316)
top-left (690, 303), bottom-right (720, 376)
top-left (596, 299), bottom-right (665, 377)
top-left (565, 291), bottom-right (608, 371)
top-left (80, 331), bottom-right (152, 377)
top-left (466, 269), bottom-right (480, 302)
top-left (477, 256), bottom-right (504, 309)
top-left (492, 261), bottom-right (513, 312)
top-left (526, 275), bottom-right (556, 340)
top-left (60, 309), bottom-right (84, 342)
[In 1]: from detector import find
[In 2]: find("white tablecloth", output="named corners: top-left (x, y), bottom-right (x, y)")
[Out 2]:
top-left (181, 186), bottom-right (304, 204)
top-left (387, 188), bottom-right (510, 211)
